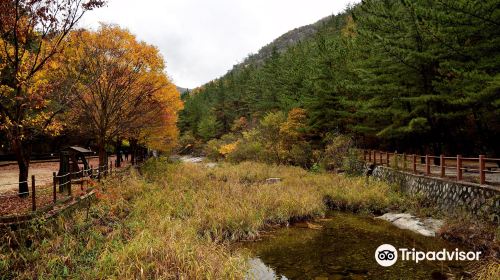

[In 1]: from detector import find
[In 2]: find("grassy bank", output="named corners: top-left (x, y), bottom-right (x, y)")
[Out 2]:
top-left (1, 159), bottom-right (406, 279)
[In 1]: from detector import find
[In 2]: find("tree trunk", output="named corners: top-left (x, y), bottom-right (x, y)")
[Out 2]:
top-left (98, 139), bottom-right (107, 170)
top-left (115, 138), bottom-right (122, 167)
top-left (130, 138), bottom-right (138, 165)
top-left (12, 139), bottom-right (31, 197)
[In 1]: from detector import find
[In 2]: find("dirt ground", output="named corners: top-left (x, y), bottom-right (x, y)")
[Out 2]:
top-left (0, 156), bottom-right (128, 194)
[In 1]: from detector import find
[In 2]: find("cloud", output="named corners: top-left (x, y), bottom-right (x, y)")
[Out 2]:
top-left (80, 0), bottom-right (357, 88)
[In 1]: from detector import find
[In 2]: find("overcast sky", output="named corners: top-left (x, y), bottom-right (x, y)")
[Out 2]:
top-left (80, 0), bottom-right (357, 88)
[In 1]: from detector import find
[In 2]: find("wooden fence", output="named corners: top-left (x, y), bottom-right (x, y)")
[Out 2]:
top-left (362, 150), bottom-right (500, 186)
top-left (0, 160), bottom-right (130, 215)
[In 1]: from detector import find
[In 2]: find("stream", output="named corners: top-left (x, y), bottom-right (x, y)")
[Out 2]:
top-left (240, 212), bottom-right (472, 280)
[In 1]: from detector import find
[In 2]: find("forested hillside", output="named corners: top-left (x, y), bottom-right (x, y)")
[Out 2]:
top-left (179, 0), bottom-right (500, 160)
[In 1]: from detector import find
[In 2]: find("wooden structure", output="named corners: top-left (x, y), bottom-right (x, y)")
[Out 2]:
top-left (58, 146), bottom-right (93, 189)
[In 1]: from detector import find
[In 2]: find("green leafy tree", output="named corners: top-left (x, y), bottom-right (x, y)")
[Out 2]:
top-left (197, 114), bottom-right (221, 141)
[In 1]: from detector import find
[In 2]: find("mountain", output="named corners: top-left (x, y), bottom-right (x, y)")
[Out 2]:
top-left (176, 86), bottom-right (189, 95)
top-left (235, 15), bottom-right (335, 69)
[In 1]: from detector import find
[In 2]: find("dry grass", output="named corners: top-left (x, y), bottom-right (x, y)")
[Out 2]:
top-left (474, 258), bottom-right (500, 280)
top-left (0, 159), bottom-right (405, 279)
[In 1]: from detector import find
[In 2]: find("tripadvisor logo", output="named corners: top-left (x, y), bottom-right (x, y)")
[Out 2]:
top-left (375, 244), bottom-right (398, 267)
top-left (375, 244), bottom-right (481, 267)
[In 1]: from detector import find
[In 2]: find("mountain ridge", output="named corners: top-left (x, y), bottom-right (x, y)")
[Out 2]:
top-left (233, 14), bottom-right (335, 70)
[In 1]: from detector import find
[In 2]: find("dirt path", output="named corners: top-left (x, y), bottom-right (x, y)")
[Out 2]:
top-left (0, 156), bottom-right (127, 193)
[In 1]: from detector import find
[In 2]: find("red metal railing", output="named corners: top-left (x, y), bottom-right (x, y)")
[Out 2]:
top-left (363, 150), bottom-right (500, 186)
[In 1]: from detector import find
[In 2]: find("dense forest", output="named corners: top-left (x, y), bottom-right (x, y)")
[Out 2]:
top-left (179, 0), bottom-right (500, 160)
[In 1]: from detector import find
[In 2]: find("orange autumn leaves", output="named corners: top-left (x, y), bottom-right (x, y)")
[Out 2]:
top-left (55, 24), bottom-right (182, 153)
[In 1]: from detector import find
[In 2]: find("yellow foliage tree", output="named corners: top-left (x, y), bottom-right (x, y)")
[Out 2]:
top-left (55, 24), bottom-right (182, 166)
top-left (0, 0), bottom-right (104, 195)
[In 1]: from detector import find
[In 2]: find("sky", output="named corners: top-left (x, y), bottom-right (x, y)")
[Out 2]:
top-left (80, 0), bottom-right (357, 88)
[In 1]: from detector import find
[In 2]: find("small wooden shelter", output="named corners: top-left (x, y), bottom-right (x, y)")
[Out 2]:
top-left (58, 146), bottom-right (93, 181)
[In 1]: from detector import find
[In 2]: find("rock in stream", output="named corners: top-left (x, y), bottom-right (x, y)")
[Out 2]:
top-left (375, 213), bottom-right (444, 237)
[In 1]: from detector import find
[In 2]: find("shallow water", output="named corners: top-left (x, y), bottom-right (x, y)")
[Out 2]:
top-left (241, 212), bottom-right (473, 280)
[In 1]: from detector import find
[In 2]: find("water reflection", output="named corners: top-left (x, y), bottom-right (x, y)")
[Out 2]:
top-left (242, 212), bottom-right (472, 280)
top-left (247, 258), bottom-right (288, 280)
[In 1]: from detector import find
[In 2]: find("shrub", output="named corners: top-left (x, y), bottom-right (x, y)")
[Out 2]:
top-left (178, 132), bottom-right (203, 155)
top-left (219, 141), bottom-right (238, 157)
top-left (204, 139), bottom-right (223, 160)
top-left (321, 133), bottom-right (354, 171)
top-left (287, 142), bottom-right (313, 167)
top-left (342, 149), bottom-right (365, 176)
top-left (226, 130), bottom-right (265, 163)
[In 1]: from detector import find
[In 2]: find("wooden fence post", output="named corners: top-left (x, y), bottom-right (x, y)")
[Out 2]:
top-left (31, 175), bottom-right (36, 212)
top-left (368, 150), bottom-right (372, 162)
top-left (386, 152), bottom-right (390, 166)
top-left (425, 155), bottom-right (431, 175)
top-left (394, 151), bottom-right (398, 168)
top-left (440, 154), bottom-right (445, 178)
top-left (110, 160), bottom-right (113, 176)
top-left (457, 155), bottom-right (462, 181)
top-left (53, 172), bottom-right (57, 203)
top-left (68, 164), bottom-right (72, 196)
top-left (403, 153), bottom-right (407, 170)
top-left (379, 151), bottom-right (382, 165)
top-left (479, 155), bottom-right (485, 184)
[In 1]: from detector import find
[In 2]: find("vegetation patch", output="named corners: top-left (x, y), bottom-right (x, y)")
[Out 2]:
top-left (0, 159), bottom-right (406, 279)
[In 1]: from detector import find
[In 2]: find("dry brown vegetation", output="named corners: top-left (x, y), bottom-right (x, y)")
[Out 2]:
top-left (0, 159), bottom-right (404, 279)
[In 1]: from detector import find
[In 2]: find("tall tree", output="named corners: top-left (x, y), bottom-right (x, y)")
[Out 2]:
top-left (0, 0), bottom-right (104, 196)
top-left (57, 25), bottom-right (182, 167)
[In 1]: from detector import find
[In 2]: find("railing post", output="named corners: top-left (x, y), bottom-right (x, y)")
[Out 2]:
top-left (386, 152), bottom-right (390, 166)
top-left (68, 165), bottom-right (72, 196)
top-left (456, 155), bottom-right (462, 181)
top-left (58, 173), bottom-right (63, 193)
top-left (53, 172), bottom-right (57, 203)
top-left (31, 175), bottom-right (36, 212)
top-left (440, 154), bottom-right (445, 178)
top-left (479, 155), bottom-right (485, 185)
top-left (413, 154), bottom-right (417, 173)
top-left (425, 155), bottom-right (430, 175)
top-left (394, 151), bottom-right (398, 168)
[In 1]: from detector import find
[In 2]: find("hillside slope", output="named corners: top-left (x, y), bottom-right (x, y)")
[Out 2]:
top-left (236, 15), bottom-right (335, 69)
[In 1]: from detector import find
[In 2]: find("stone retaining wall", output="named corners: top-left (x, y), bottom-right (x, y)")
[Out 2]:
top-left (372, 166), bottom-right (500, 219)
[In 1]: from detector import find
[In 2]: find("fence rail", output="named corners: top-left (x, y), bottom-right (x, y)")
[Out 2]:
top-left (362, 150), bottom-right (500, 186)
top-left (0, 158), bottom-right (140, 215)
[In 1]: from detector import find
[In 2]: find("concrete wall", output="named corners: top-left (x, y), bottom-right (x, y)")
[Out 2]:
top-left (372, 166), bottom-right (500, 219)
